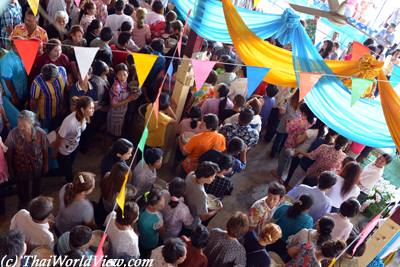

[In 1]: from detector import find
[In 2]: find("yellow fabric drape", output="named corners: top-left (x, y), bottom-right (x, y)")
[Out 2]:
top-left (221, 0), bottom-right (372, 88)
top-left (378, 71), bottom-right (400, 151)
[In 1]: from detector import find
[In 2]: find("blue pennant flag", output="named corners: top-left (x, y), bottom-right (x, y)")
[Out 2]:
top-left (246, 66), bottom-right (270, 97)
top-left (390, 65), bottom-right (400, 89)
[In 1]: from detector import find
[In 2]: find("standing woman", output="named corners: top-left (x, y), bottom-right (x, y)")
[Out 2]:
top-left (100, 138), bottom-right (133, 178)
top-left (5, 110), bottom-right (48, 208)
top-left (54, 96), bottom-right (95, 182)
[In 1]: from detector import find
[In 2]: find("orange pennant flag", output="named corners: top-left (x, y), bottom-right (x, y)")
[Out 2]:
top-left (13, 39), bottom-right (40, 75)
top-left (299, 72), bottom-right (322, 101)
top-left (351, 41), bottom-right (370, 61)
top-left (132, 53), bottom-right (158, 88)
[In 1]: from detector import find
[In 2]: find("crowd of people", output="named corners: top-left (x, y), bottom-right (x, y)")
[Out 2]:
top-left (0, 0), bottom-right (397, 266)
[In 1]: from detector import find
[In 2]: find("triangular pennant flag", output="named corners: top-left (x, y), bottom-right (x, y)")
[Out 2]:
top-left (74, 0), bottom-right (81, 7)
top-left (390, 65), bottom-right (400, 88)
top-left (27, 0), bottom-right (39, 16)
top-left (13, 39), bottom-right (40, 75)
top-left (352, 213), bottom-right (380, 255)
top-left (132, 53), bottom-right (158, 88)
top-left (351, 41), bottom-right (370, 61)
top-left (254, 0), bottom-right (261, 7)
top-left (299, 72), bottom-right (322, 101)
top-left (191, 59), bottom-right (216, 91)
top-left (116, 172), bottom-right (129, 217)
top-left (91, 232), bottom-right (107, 267)
top-left (167, 62), bottom-right (173, 93)
top-left (138, 126), bottom-right (149, 154)
top-left (177, 9), bottom-right (192, 57)
top-left (351, 78), bottom-right (374, 106)
top-left (246, 66), bottom-right (270, 97)
top-left (73, 47), bottom-right (99, 79)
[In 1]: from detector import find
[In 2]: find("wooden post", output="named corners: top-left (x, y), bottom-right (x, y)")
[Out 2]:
top-left (358, 206), bottom-right (400, 266)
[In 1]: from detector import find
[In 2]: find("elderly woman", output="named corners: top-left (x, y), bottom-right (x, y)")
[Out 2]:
top-left (30, 63), bottom-right (67, 131)
top-left (31, 38), bottom-right (76, 82)
top-left (46, 11), bottom-right (69, 41)
top-left (5, 110), bottom-right (48, 208)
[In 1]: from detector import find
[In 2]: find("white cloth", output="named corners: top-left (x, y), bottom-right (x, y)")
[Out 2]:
top-left (146, 11), bottom-right (165, 26)
top-left (58, 112), bottom-right (87, 156)
top-left (105, 14), bottom-right (134, 32)
top-left (359, 163), bottom-right (384, 194)
top-left (10, 209), bottom-right (54, 249)
top-left (326, 176), bottom-right (361, 209)
top-left (106, 211), bottom-right (139, 258)
top-left (296, 129), bottom-right (319, 153)
top-left (228, 78), bottom-right (247, 99)
top-left (326, 213), bottom-right (353, 242)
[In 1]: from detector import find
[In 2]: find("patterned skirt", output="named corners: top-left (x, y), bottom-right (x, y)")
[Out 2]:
top-left (107, 104), bottom-right (128, 137)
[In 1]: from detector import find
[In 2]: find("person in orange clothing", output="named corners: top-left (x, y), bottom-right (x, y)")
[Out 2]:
top-left (180, 114), bottom-right (226, 176)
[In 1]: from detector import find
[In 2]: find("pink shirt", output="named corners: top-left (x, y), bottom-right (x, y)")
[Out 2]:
top-left (132, 25), bottom-right (151, 48)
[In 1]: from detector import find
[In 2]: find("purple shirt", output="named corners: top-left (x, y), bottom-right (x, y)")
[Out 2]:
top-left (260, 96), bottom-right (275, 127)
top-left (201, 97), bottom-right (233, 117)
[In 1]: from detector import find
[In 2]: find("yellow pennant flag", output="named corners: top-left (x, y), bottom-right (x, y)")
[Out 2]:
top-left (116, 172), bottom-right (129, 217)
top-left (27, 0), bottom-right (39, 16)
top-left (132, 53), bottom-right (158, 88)
top-left (254, 0), bottom-right (261, 8)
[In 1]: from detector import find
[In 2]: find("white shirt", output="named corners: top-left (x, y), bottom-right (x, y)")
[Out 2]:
top-left (10, 209), bottom-right (54, 249)
top-left (58, 112), bottom-right (87, 155)
top-left (105, 14), bottom-right (134, 32)
top-left (359, 163), bottom-right (384, 194)
top-left (146, 11), bottom-right (165, 26)
top-left (326, 213), bottom-right (353, 241)
top-left (326, 176), bottom-right (361, 208)
top-left (224, 114), bottom-right (262, 133)
top-left (106, 211), bottom-right (139, 258)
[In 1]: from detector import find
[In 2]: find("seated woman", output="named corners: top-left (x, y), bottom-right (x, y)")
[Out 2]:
top-left (266, 194), bottom-right (314, 262)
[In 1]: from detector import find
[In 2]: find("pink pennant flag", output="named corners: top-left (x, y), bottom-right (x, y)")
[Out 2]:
top-left (352, 214), bottom-right (380, 255)
top-left (191, 59), bottom-right (216, 91)
top-left (177, 9), bottom-right (192, 57)
top-left (299, 72), bottom-right (322, 101)
top-left (74, 0), bottom-right (81, 7)
top-left (91, 232), bottom-right (107, 267)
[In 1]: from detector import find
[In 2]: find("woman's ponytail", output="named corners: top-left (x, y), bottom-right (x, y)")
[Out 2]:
top-left (287, 194), bottom-right (313, 218)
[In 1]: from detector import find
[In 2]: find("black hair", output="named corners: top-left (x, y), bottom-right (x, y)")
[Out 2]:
top-left (111, 138), bottom-right (133, 158)
top-left (115, 63), bottom-right (129, 73)
top-left (205, 70), bottom-right (218, 85)
top-left (69, 226), bottom-right (92, 249)
top-left (29, 196), bottom-right (53, 221)
top-left (227, 137), bottom-right (245, 155)
top-left (92, 60), bottom-right (108, 76)
top-left (144, 148), bottom-right (163, 166)
top-left (118, 32), bottom-right (132, 46)
top-left (233, 94), bottom-right (246, 108)
top-left (317, 216), bottom-right (335, 247)
top-left (321, 240), bottom-right (346, 258)
top-left (115, 0), bottom-right (125, 12)
top-left (268, 182), bottom-right (286, 197)
top-left (238, 108), bottom-right (254, 125)
top-left (266, 84), bottom-right (279, 97)
top-left (0, 230), bottom-right (25, 261)
top-left (217, 84), bottom-right (230, 121)
top-left (168, 177), bottom-right (186, 208)
top-left (310, 119), bottom-right (326, 138)
top-left (188, 106), bottom-right (201, 129)
top-left (203, 113), bottom-right (219, 131)
top-left (129, 0), bottom-right (140, 8)
top-left (159, 92), bottom-right (170, 110)
top-left (318, 171), bottom-right (337, 190)
top-left (86, 19), bottom-right (102, 34)
top-left (381, 153), bottom-right (393, 164)
top-left (116, 201), bottom-right (139, 225)
top-left (191, 224), bottom-right (210, 249)
top-left (287, 194), bottom-right (313, 218)
top-left (319, 40), bottom-right (333, 59)
top-left (195, 161), bottom-right (220, 179)
top-left (139, 45), bottom-right (154, 54)
top-left (224, 59), bottom-right (235, 73)
top-left (162, 238), bottom-right (186, 264)
top-left (142, 188), bottom-right (163, 207)
top-left (334, 135), bottom-right (348, 150)
top-left (340, 198), bottom-right (360, 218)
top-left (124, 4), bottom-right (134, 16)
top-left (120, 21), bottom-right (133, 32)
top-left (363, 38), bottom-right (374, 47)
top-left (152, 0), bottom-right (164, 14)
top-left (150, 38), bottom-right (165, 53)
top-left (100, 27), bottom-right (113, 42)
top-left (218, 154), bottom-right (234, 171)
top-left (368, 45), bottom-right (377, 53)
top-left (299, 103), bottom-right (315, 124)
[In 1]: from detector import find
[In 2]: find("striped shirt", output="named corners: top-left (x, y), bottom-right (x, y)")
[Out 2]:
top-left (30, 67), bottom-right (67, 123)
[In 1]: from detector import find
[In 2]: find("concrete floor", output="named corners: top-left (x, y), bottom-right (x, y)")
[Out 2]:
top-left (0, 136), bottom-right (277, 234)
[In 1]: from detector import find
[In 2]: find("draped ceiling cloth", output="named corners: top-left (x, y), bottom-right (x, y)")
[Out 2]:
top-left (219, 0), bottom-right (399, 150)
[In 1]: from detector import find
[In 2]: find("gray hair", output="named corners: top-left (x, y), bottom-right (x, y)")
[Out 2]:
top-left (55, 11), bottom-right (69, 24)
top-left (41, 64), bottom-right (59, 81)
top-left (18, 110), bottom-right (38, 127)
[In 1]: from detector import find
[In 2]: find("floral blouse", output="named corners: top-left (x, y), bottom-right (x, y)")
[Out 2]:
top-left (306, 144), bottom-right (346, 178)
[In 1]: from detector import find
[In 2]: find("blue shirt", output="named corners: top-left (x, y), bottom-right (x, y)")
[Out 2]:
top-left (0, 50), bottom-right (28, 100)
top-left (260, 96), bottom-right (275, 127)
top-left (138, 209), bottom-right (163, 249)
top-left (273, 204), bottom-right (313, 242)
top-left (243, 230), bottom-right (271, 267)
top-left (287, 185), bottom-right (332, 222)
